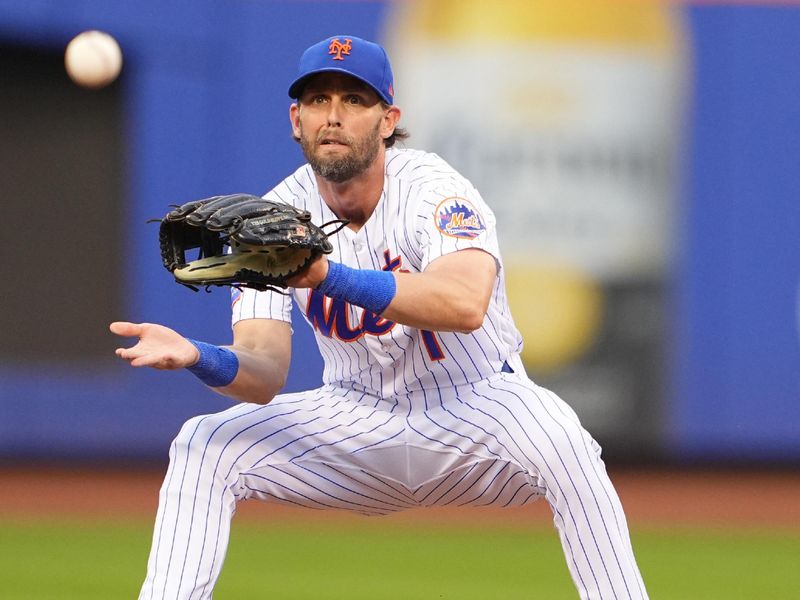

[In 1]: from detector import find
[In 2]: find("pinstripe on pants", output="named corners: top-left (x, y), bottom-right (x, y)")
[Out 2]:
top-left (139, 373), bottom-right (648, 600)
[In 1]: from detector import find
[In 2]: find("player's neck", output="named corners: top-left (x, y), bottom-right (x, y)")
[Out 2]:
top-left (316, 151), bottom-right (385, 232)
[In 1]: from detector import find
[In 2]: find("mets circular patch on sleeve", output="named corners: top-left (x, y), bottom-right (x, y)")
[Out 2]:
top-left (434, 197), bottom-right (486, 239)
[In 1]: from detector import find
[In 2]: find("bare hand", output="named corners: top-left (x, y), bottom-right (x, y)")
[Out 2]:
top-left (287, 255), bottom-right (329, 289)
top-left (110, 321), bottom-right (200, 369)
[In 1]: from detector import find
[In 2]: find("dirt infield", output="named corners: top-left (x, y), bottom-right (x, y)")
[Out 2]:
top-left (2, 466), bottom-right (798, 530)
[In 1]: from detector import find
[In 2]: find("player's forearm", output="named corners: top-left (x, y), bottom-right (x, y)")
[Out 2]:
top-left (202, 319), bottom-right (292, 404)
top-left (381, 271), bottom-right (488, 333)
top-left (311, 250), bottom-right (496, 334)
top-left (212, 346), bottom-right (287, 404)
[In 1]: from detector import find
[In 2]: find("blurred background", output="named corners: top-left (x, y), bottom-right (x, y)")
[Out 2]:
top-left (1, 1), bottom-right (799, 598)
top-left (1, 0), bottom-right (798, 467)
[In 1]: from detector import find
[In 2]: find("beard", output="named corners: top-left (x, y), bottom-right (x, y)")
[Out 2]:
top-left (299, 121), bottom-right (382, 183)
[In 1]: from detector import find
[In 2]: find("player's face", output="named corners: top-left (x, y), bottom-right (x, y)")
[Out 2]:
top-left (291, 74), bottom-right (396, 183)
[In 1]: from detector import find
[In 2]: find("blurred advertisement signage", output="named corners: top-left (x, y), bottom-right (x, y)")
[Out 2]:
top-left (387, 0), bottom-right (686, 453)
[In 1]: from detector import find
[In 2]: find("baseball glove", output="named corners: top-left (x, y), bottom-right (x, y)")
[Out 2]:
top-left (158, 193), bottom-right (346, 292)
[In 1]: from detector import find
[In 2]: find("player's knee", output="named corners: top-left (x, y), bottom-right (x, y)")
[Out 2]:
top-left (583, 428), bottom-right (604, 459)
top-left (532, 417), bottom-right (596, 467)
top-left (558, 419), bottom-right (604, 465)
top-left (169, 413), bottom-right (223, 459)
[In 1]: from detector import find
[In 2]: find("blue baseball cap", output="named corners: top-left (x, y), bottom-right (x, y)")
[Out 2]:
top-left (288, 35), bottom-right (394, 104)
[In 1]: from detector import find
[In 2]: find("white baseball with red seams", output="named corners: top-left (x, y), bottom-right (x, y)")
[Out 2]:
top-left (139, 147), bottom-right (648, 599)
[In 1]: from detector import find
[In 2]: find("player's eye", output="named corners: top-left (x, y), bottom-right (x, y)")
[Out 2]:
top-left (304, 94), bottom-right (327, 105)
top-left (344, 95), bottom-right (362, 105)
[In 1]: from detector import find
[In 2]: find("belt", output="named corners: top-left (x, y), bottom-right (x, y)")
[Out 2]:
top-left (501, 360), bottom-right (514, 374)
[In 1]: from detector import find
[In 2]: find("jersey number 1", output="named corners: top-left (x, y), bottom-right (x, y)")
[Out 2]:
top-left (383, 250), bottom-right (445, 361)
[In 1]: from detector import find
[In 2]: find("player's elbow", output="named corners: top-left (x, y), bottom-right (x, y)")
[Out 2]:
top-left (234, 380), bottom-right (284, 405)
top-left (459, 315), bottom-right (485, 334)
top-left (222, 365), bottom-right (287, 405)
top-left (448, 277), bottom-right (493, 333)
top-left (455, 303), bottom-right (487, 333)
top-left (257, 373), bottom-right (287, 404)
top-left (247, 392), bottom-right (279, 405)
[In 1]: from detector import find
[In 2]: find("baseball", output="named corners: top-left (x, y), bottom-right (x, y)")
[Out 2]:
top-left (64, 30), bottom-right (123, 88)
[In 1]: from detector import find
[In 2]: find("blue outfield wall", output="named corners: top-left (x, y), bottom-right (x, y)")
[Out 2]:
top-left (0, 0), bottom-right (387, 459)
top-left (0, 0), bottom-right (798, 462)
top-left (672, 6), bottom-right (800, 460)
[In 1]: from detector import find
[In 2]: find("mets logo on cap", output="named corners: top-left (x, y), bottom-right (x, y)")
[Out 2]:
top-left (328, 38), bottom-right (352, 61)
top-left (434, 197), bottom-right (486, 239)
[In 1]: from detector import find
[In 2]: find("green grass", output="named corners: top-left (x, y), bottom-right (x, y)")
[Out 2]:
top-left (0, 519), bottom-right (798, 599)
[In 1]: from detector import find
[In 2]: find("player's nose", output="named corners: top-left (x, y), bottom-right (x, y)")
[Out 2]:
top-left (325, 98), bottom-right (344, 127)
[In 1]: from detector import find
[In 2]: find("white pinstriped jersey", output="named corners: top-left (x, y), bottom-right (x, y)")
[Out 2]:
top-left (232, 147), bottom-right (525, 398)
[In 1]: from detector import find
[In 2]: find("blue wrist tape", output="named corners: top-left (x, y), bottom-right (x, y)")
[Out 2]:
top-left (316, 261), bottom-right (397, 314)
top-left (186, 340), bottom-right (240, 387)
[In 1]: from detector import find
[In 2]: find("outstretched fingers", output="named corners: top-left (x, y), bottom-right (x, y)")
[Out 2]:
top-left (109, 321), bottom-right (195, 370)
top-left (111, 321), bottom-right (141, 362)
top-left (110, 321), bottom-right (147, 362)
top-left (114, 341), bottom-right (187, 370)
top-left (128, 352), bottom-right (184, 369)
top-left (109, 321), bottom-right (144, 338)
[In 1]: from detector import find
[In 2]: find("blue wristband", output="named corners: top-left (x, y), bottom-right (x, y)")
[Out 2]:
top-left (186, 340), bottom-right (240, 387)
top-left (316, 261), bottom-right (397, 314)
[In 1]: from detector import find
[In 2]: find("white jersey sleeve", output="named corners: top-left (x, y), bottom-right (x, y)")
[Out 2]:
top-left (406, 158), bottom-right (501, 271)
top-left (230, 286), bottom-right (293, 327)
top-left (418, 194), bottom-right (500, 270)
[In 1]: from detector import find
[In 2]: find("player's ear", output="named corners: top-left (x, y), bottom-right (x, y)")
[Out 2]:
top-left (381, 105), bottom-right (401, 140)
top-left (289, 103), bottom-right (301, 138)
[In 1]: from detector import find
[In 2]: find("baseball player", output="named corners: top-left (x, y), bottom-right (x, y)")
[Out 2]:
top-left (111, 35), bottom-right (649, 600)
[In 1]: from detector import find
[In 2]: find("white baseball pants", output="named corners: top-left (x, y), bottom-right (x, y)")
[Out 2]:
top-left (139, 372), bottom-right (648, 599)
